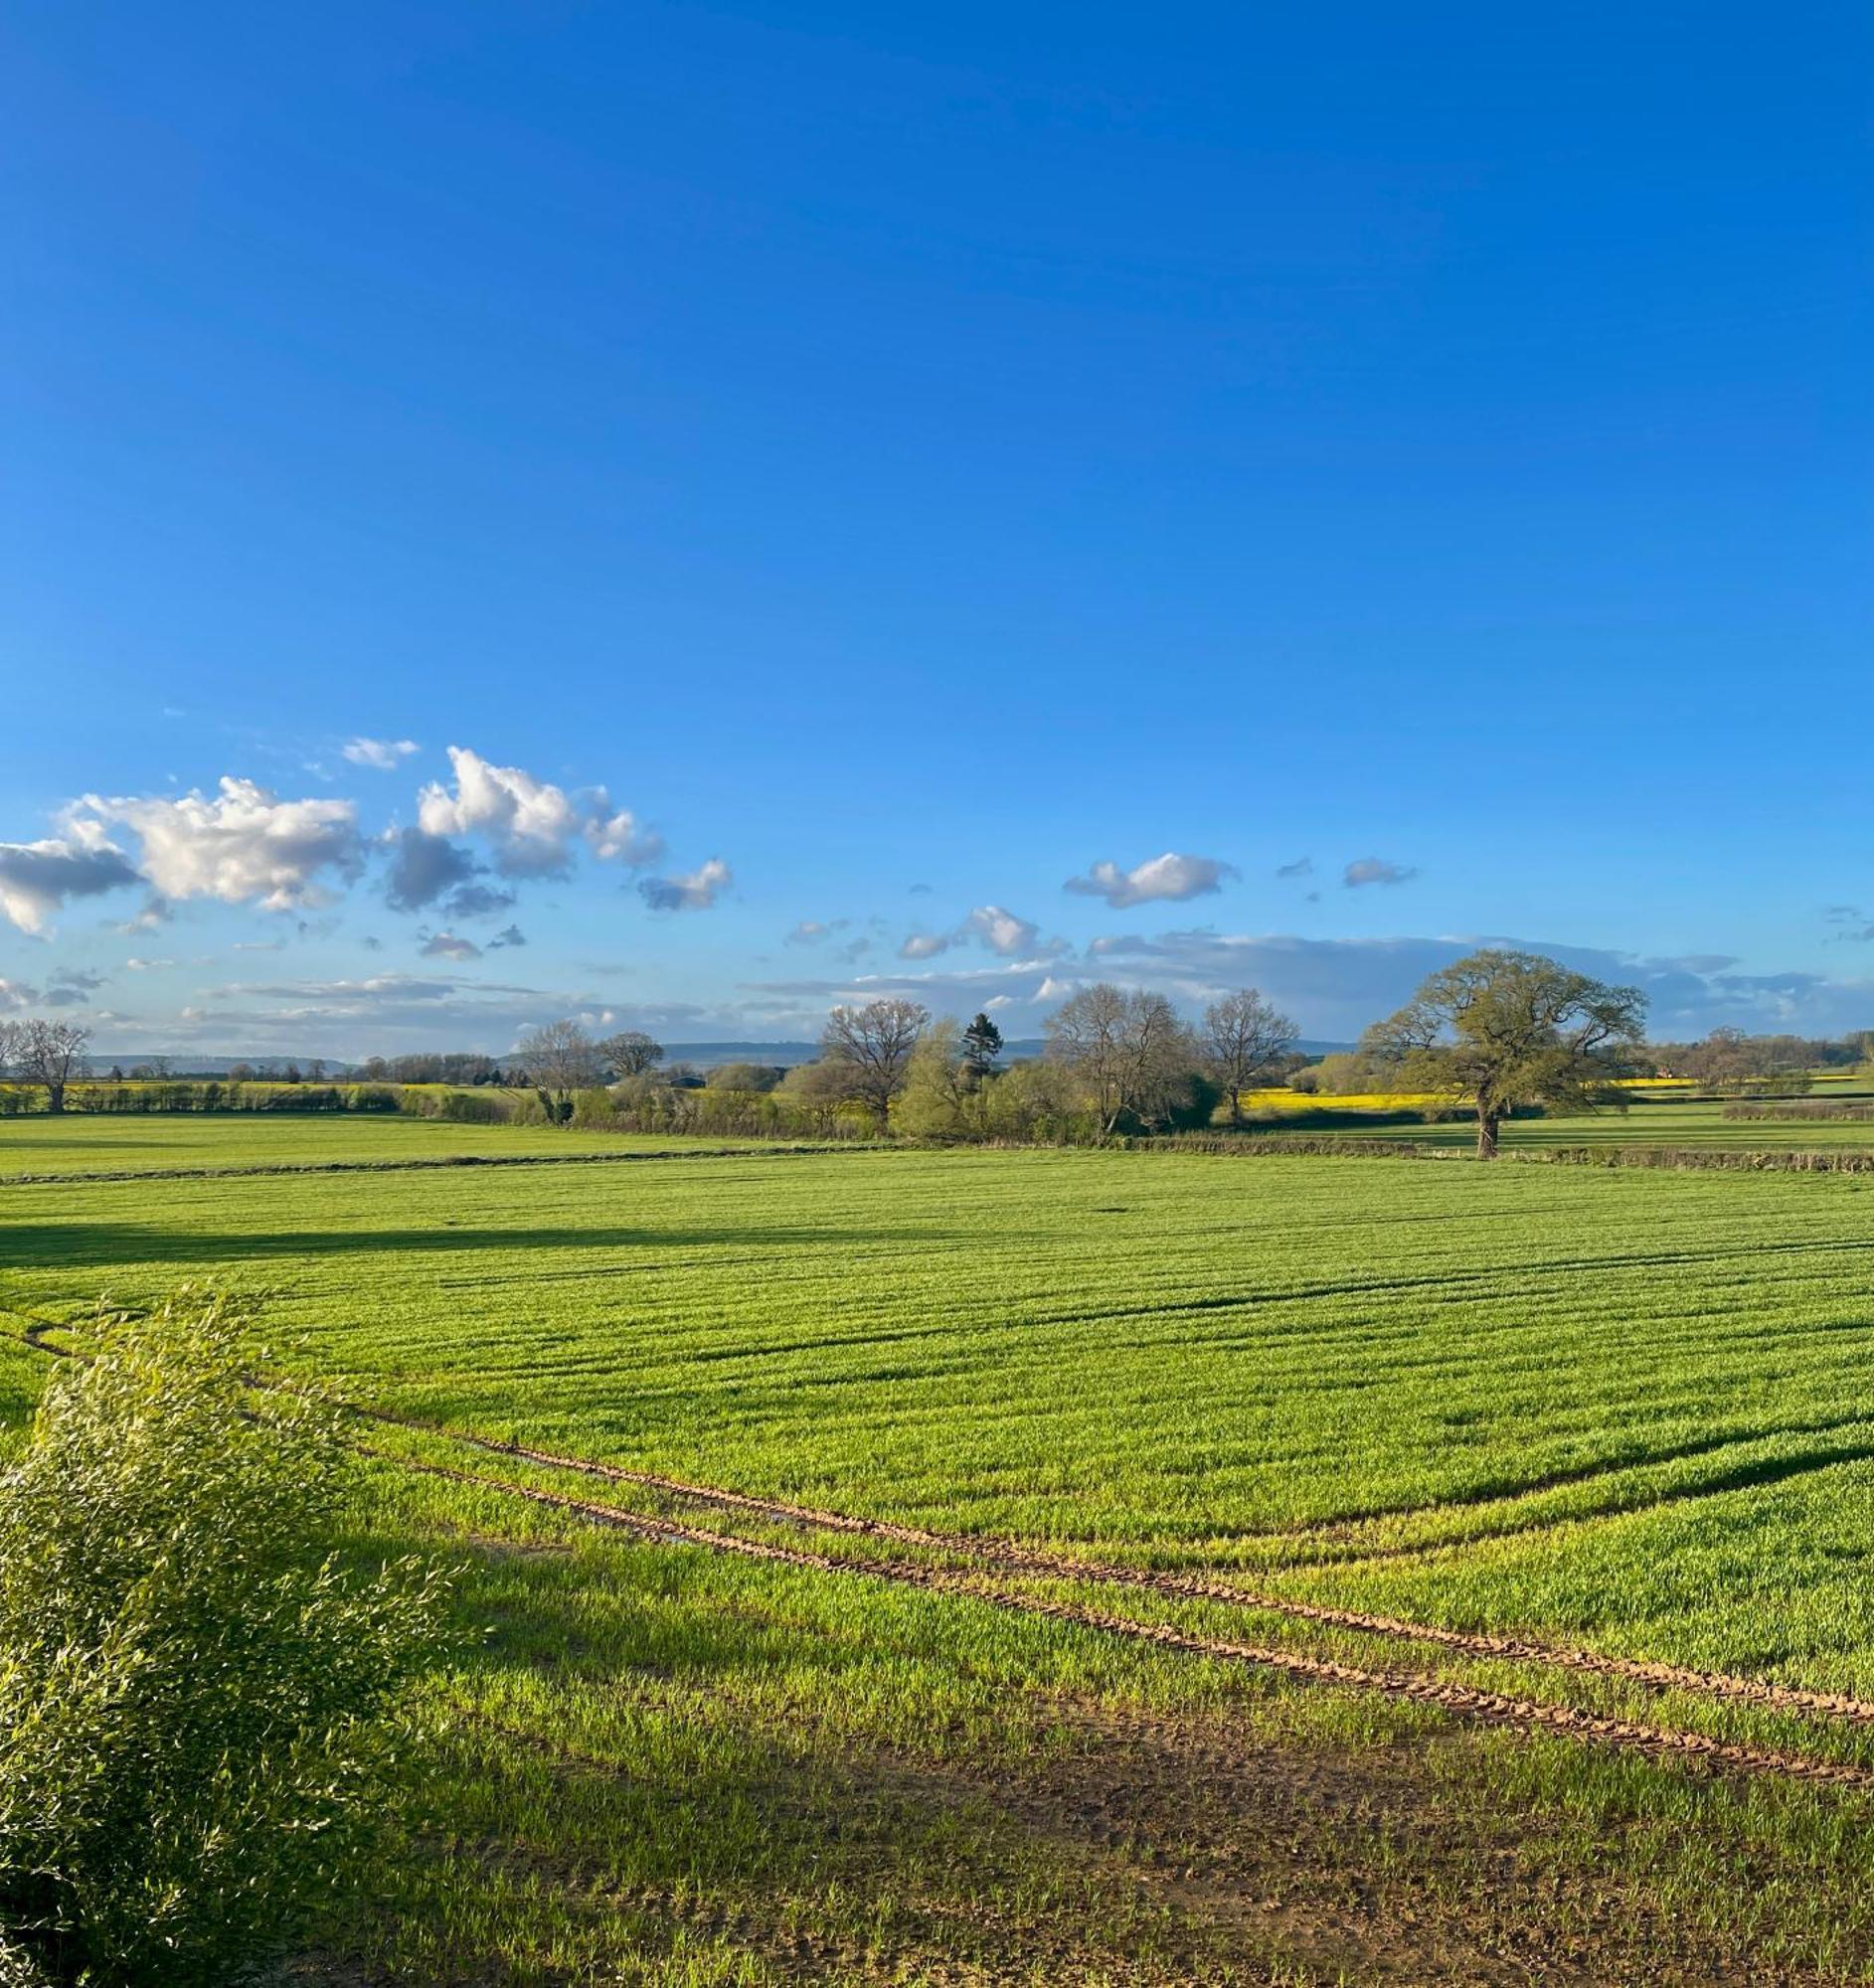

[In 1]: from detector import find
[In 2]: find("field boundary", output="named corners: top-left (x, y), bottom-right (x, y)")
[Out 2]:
top-left (1135, 1135), bottom-right (1874, 1172)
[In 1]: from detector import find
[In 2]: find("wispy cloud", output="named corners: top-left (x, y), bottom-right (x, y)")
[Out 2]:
top-left (341, 737), bottom-right (420, 770)
top-left (786, 918), bottom-right (850, 946)
top-left (1343, 857), bottom-right (1418, 889)
top-left (419, 930), bottom-right (482, 961)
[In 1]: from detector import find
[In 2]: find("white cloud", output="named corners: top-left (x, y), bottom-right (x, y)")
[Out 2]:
top-left (124, 957), bottom-right (176, 971)
top-left (896, 905), bottom-right (1055, 963)
top-left (639, 858), bottom-right (732, 912)
top-left (71, 779), bottom-right (364, 912)
top-left (959, 905), bottom-right (1045, 957)
top-left (0, 837), bottom-right (142, 934)
top-left (0, 979), bottom-right (35, 1012)
top-left (1062, 852), bottom-right (1238, 910)
top-left (1343, 857), bottom-right (1418, 889)
top-left (585, 806), bottom-right (663, 866)
top-left (341, 737), bottom-right (420, 769)
top-left (418, 746), bottom-right (663, 878)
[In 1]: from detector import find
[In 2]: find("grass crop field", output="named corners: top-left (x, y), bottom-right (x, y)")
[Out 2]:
top-left (1256, 1089), bottom-right (1874, 1150)
top-left (0, 1113), bottom-right (810, 1179)
top-left (11, 1122), bottom-right (1874, 1981)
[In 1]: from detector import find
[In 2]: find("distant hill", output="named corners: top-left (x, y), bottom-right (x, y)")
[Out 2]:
top-left (87, 1036), bottom-right (1354, 1077)
top-left (658, 1041), bottom-right (819, 1070)
top-left (668, 1037), bottom-right (1352, 1070)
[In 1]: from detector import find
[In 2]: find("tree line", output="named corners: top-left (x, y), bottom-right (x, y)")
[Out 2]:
top-left (504, 949), bottom-right (1671, 1159)
top-left (11, 949), bottom-right (1874, 1156)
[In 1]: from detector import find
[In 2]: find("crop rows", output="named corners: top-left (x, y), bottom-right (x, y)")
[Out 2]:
top-left (6, 1141), bottom-right (1874, 1690)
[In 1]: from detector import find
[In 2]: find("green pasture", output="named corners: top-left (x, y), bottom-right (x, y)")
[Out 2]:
top-left (1269, 1090), bottom-right (1874, 1149)
top-left (13, 1128), bottom-right (1874, 1978)
top-left (0, 1112), bottom-right (785, 1178)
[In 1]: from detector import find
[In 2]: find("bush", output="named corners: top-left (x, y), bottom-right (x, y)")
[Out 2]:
top-left (434, 1088), bottom-right (512, 1124)
top-left (1724, 1100), bottom-right (1874, 1122)
top-left (0, 1294), bottom-right (449, 1985)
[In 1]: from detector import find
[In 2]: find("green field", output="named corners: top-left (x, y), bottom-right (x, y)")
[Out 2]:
top-left (10, 1124), bottom-right (1874, 1981)
top-left (1262, 1090), bottom-right (1874, 1150)
top-left (0, 1112), bottom-right (823, 1178)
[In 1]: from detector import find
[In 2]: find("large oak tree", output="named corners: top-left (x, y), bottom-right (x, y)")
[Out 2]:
top-left (1362, 949), bottom-right (1646, 1159)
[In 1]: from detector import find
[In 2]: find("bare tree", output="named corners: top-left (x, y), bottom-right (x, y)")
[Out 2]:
top-left (14, 1019), bottom-right (92, 1115)
top-left (0, 1020), bottom-right (20, 1083)
top-left (513, 1019), bottom-right (603, 1123)
top-left (819, 999), bottom-right (930, 1128)
top-left (1044, 984), bottom-right (1193, 1136)
top-left (1363, 949), bottom-right (1646, 1159)
top-left (597, 1031), bottom-right (665, 1079)
top-left (1202, 989), bottom-right (1299, 1129)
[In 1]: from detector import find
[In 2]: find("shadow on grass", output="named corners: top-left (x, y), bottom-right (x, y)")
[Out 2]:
top-left (1, 1221), bottom-right (970, 1270)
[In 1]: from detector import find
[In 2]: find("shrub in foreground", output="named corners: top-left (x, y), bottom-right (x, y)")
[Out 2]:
top-left (0, 1294), bottom-right (449, 1986)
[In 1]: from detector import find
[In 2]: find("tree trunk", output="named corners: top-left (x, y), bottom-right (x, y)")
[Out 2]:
top-left (1228, 1085), bottom-right (1243, 1130)
top-left (1475, 1108), bottom-right (1500, 1160)
top-left (46, 1081), bottom-right (65, 1115)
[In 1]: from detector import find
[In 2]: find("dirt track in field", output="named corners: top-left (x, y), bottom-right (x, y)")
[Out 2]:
top-left (355, 1401), bottom-right (1874, 1733)
top-left (13, 1311), bottom-right (1874, 1793)
top-left (380, 1443), bottom-right (1874, 1792)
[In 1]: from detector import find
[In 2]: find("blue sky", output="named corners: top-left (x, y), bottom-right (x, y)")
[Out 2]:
top-left (2, 1), bottom-right (1869, 1056)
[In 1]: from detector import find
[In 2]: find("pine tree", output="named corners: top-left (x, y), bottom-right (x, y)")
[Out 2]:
top-left (960, 1012), bottom-right (1004, 1085)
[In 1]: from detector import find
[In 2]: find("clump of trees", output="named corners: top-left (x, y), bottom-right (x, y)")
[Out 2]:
top-left (1043, 986), bottom-right (1211, 1136)
top-left (1643, 1026), bottom-right (1872, 1094)
top-left (1363, 949), bottom-right (1648, 1158)
top-left (0, 1293), bottom-right (448, 1985)
top-left (357, 1051), bottom-right (511, 1085)
top-left (1287, 1050), bottom-right (1390, 1094)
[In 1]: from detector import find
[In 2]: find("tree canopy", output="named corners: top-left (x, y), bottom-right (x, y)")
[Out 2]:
top-left (1362, 948), bottom-right (1647, 1158)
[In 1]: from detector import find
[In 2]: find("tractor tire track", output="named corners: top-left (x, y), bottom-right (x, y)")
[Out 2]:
top-left (384, 1450), bottom-right (1874, 1792)
top-left (353, 1405), bottom-right (1874, 1731)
